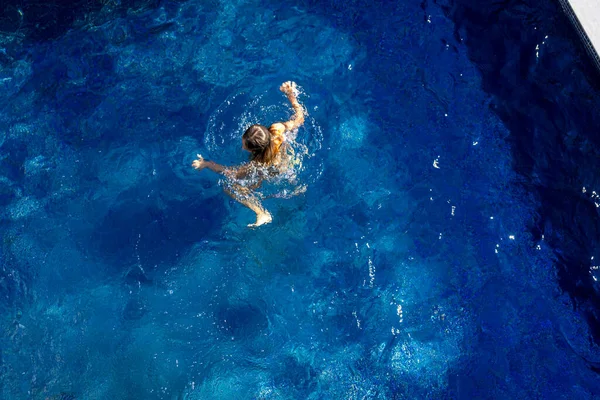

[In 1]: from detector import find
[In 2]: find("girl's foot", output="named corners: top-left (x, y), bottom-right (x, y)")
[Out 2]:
top-left (248, 211), bottom-right (272, 228)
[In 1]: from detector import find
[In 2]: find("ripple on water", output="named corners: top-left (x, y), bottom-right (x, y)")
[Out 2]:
top-left (203, 88), bottom-right (324, 201)
top-left (338, 115), bottom-right (369, 149)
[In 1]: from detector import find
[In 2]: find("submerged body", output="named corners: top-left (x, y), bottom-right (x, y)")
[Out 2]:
top-left (192, 81), bottom-right (306, 227)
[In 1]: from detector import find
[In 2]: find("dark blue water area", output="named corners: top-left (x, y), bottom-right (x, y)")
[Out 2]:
top-left (2, 0), bottom-right (600, 398)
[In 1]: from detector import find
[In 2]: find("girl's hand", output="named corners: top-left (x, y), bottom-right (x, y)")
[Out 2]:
top-left (192, 154), bottom-right (206, 170)
top-left (280, 81), bottom-right (298, 96)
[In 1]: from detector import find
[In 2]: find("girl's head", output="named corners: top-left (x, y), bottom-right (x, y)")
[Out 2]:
top-left (242, 124), bottom-right (276, 163)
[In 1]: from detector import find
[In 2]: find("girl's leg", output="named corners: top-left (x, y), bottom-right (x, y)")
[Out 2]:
top-left (224, 184), bottom-right (272, 227)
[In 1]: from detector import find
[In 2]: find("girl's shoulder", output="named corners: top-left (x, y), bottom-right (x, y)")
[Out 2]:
top-left (269, 123), bottom-right (286, 138)
top-left (269, 122), bottom-right (286, 150)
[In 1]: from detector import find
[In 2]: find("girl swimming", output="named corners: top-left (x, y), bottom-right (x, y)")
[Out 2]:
top-left (192, 81), bottom-right (305, 227)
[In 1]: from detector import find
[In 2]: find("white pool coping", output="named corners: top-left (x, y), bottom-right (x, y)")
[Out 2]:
top-left (560, 0), bottom-right (600, 71)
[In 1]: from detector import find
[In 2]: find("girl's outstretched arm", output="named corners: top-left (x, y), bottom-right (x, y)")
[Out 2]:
top-left (192, 155), bottom-right (257, 181)
top-left (280, 81), bottom-right (305, 131)
top-left (193, 154), bottom-right (229, 174)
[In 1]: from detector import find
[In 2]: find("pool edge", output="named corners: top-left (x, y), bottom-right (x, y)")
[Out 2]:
top-left (559, 0), bottom-right (600, 72)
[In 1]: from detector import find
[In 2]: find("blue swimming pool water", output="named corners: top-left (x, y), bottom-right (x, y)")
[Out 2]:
top-left (2, 0), bottom-right (600, 398)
